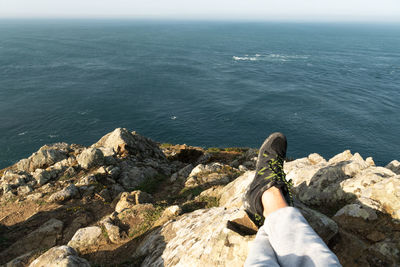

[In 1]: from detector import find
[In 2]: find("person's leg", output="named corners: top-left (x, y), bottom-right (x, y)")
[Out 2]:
top-left (244, 225), bottom-right (280, 267)
top-left (261, 187), bottom-right (341, 267)
top-left (243, 133), bottom-right (341, 266)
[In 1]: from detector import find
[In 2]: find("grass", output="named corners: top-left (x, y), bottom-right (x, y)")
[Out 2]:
top-left (206, 147), bottom-right (222, 153)
top-left (101, 225), bottom-right (109, 240)
top-left (181, 196), bottom-right (219, 213)
top-left (178, 186), bottom-right (203, 199)
top-left (128, 205), bottom-right (164, 238)
top-left (66, 205), bottom-right (85, 213)
top-left (159, 143), bottom-right (173, 148)
top-left (224, 147), bottom-right (247, 153)
top-left (35, 200), bottom-right (47, 206)
top-left (136, 174), bottom-right (166, 194)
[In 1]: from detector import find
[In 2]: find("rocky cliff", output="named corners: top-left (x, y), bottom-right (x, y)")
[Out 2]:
top-left (0, 128), bottom-right (399, 266)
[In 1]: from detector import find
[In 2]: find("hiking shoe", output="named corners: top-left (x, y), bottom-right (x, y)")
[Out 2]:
top-left (243, 132), bottom-right (293, 226)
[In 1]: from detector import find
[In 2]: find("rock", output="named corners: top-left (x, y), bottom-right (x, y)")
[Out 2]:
top-left (118, 161), bottom-right (158, 190)
top-left (334, 204), bottom-right (378, 221)
top-left (93, 128), bottom-right (165, 160)
top-left (76, 174), bottom-right (97, 186)
top-left (5, 251), bottom-right (34, 267)
top-left (115, 190), bottom-right (153, 213)
top-left (107, 166), bottom-right (121, 179)
top-left (219, 171), bottom-right (254, 209)
top-left (185, 163), bottom-right (238, 187)
top-left (63, 213), bottom-right (93, 242)
top-left (386, 160), bottom-right (400, 174)
top-left (48, 184), bottom-right (79, 203)
top-left (16, 145), bottom-right (68, 172)
top-left (97, 188), bottom-right (112, 202)
top-left (29, 245), bottom-right (90, 267)
top-left (333, 229), bottom-right (369, 266)
top-left (17, 185), bottom-right (33, 195)
top-left (110, 183), bottom-right (125, 199)
top-left (359, 175), bottom-right (400, 219)
top-left (67, 226), bottom-right (105, 253)
top-left (366, 157), bottom-right (375, 166)
top-left (170, 164), bottom-right (193, 182)
top-left (333, 204), bottom-right (378, 234)
top-left (155, 205), bottom-right (182, 226)
top-left (238, 165), bottom-right (248, 172)
top-left (2, 219), bottom-right (63, 260)
top-left (308, 153), bottom-right (327, 165)
top-left (163, 205), bottom-right (181, 217)
top-left (26, 192), bottom-right (43, 201)
top-left (135, 207), bottom-right (254, 267)
top-left (100, 217), bottom-right (125, 244)
top-left (328, 150), bottom-right (353, 164)
top-left (366, 231), bottom-right (386, 242)
top-left (340, 166), bottom-right (395, 198)
top-left (63, 166), bottom-right (77, 179)
top-left (369, 239), bottom-right (400, 265)
top-left (226, 209), bottom-right (258, 235)
top-left (32, 169), bottom-right (52, 185)
top-left (341, 153), bottom-right (369, 177)
top-left (77, 147), bottom-right (104, 169)
top-left (296, 203), bottom-right (339, 243)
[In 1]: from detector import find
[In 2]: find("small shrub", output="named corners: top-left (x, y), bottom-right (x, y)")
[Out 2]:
top-left (160, 143), bottom-right (173, 148)
top-left (207, 147), bottom-right (222, 153)
top-left (224, 147), bottom-right (245, 153)
top-left (179, 186), bottom-right (204, 198)
top-left (136, 174), bottom-right (166, 194)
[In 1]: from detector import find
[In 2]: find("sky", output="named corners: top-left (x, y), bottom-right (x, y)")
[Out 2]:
top-left (0, 0), bottom-right (400, 21)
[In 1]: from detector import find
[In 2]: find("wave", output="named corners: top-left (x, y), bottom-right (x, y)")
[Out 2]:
top-left (18, 131), bottom-right (28, 136)
top-left (233, 53), bottom-right (309, 62)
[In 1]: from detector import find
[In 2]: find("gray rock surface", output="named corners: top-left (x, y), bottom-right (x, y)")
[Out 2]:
top-left (29, 246), bottom-right (90, 267)
top-left (93, 127), bottom-right (165, 160)
top-left (135, 207), bottom-right (253, 267)
top-left (67, 226), bottom-right (105, 253)
top-left (77, 147), bottom-right (104, 169)
top-left (16, 144), bottom-right (68, 172)
top-left (1, 219), bottom-right (63, 261)
top-left (48, 184), bottom-right (79, 203)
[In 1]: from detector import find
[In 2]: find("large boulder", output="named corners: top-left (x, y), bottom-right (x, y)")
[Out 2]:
top-left (77, 147), bottom-right (104, 169)
top-left (385, 160), bottom-right (400, 175)
top-left (118, 161), bottom-right (159, 190)
top-left (185, 163), bottom-right (239, 187)
top-left (15, 144), bottom-right (69, 172)
top-left (29, 246), bottom-right (90, 267)
top-left (67, 226), bottom-right (106, 253)
top-left (93, 128), bottom-right (165, 160)
top-left (134, 207), bottom-right (253, 267)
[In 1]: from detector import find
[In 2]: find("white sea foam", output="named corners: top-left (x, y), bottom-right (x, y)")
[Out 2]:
top-left (233, 53), bottom-right (309, 62)
top-left (233, 56), bottom-right (257, 61)
top-left (49, 134), bottom-right (58, 138)
top-left (18, 131), bottom-right (28, 136)
top-left (171, 116), bottom-right (177, 120)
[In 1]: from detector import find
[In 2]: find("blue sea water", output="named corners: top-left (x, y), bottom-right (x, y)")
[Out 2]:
top-left (0, 20), bottom-right (399, 168)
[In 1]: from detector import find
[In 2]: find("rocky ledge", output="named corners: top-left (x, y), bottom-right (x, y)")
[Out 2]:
top-left (0, 128), bottom-right (399, 266)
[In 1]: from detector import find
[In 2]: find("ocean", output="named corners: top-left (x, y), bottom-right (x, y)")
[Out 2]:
top-left (0, 20), bottom-right (399, 168)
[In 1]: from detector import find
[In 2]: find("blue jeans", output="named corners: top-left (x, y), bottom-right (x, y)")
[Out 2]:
top-left (245, 207), bottom-right (342, 267)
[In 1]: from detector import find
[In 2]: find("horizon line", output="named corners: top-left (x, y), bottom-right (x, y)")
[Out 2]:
top-left (1, 16), bottom-right (400, 23)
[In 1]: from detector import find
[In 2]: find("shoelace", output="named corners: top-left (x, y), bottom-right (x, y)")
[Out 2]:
top-left (258, 154), bottom-right (294, 205)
